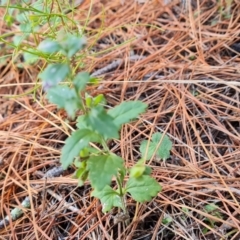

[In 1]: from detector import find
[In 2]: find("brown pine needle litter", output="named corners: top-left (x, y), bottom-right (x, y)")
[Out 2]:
top-left (1, 0), bottom-right (240, 239)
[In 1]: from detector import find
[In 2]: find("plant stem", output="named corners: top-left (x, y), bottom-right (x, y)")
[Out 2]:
top-left (116, 176), bottom-right (130, 225)
top-left (101, 139), bottom-right (110, 153)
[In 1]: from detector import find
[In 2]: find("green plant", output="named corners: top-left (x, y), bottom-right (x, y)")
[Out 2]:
top-left (0, 0), bottom-right (82, 66)
top-left (37, 33), bottom-right (172, 216)
top-left (202, 203), bottom-right (223, 234)
top-left (2, 0), bottom-right (172, 218)
top-left (1, 1), bottom-right (173, 218)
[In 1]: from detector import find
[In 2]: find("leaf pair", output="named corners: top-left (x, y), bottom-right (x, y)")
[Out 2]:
top-left (61, 101), bottom-right (148, 169)
top-left (92, 175), bottom-right (161, 213)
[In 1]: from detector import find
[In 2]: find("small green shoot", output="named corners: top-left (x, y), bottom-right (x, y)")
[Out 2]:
top-left (202, 203), bottom-right (223, 234)
top-left (162, 216), bottom-right (173, 225)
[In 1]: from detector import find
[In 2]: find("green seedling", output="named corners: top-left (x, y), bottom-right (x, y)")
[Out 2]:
top-left (37, 32), bottom-right (172, 217)
top-left (202, 203), bottom-right (223, 234)
top-left (5, 0), bottom-right (172, 218)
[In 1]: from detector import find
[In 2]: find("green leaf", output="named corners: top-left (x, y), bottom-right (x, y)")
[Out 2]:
top-left (46, 85), bottom-right (81, 118)
top-left (204, 204), bottom-right (218, 213)
top-left (85, 95), bottom-right (92, 108)
top-left (13, 35), bottom-right (27, 46)
top-left (76, 115), bottom-right (88, 129)
top-left (108, 101), bottom-right (147, 128)
top-left (182, 206), bottom-right (189, 213)
top-left (130, 159), bottom-right (151, 178)
top-left (92, 186), bottom-right (124, 213)
top-left (130, 165), bottom-right (145, 178)
top-left (23, 51), bottom-right (39, 64)
top-left (38, 39), bottom-right (61, 54)
top-left (84, 106), bottom-right (119, 139)
top-left (140, 132), bottom-right (172, 160)
top-left (16, 12), bottom-right (28, 23)
top-left (79, 148), bottom-right (89, 159)
top-left (47, 86), bottom-right (75, 108)
top-left (60, 129), bottom-right (102, 169)
top-left (74, 159), bottom-right (87, 169)
top-left (74, 165), bottom-right (86, 178)
top-left (74, 160), bottom-right (88, 187)
top-left (93, 94), bottom-right (106, 106)
top-left (143, 166), bottom-right (152, 175)
top-left (39, 63), bottom-right (70, 89)
top-left (4, 14), bottom-right (14, 26)
top-left (73, 72), bottom-right (91, 92)
top-left (20, 22), bottom-right (32, 33)
top-left (64, 100), bottom-right (80, 119)
top-left (58, 33), bottom-right (87, 58)
top-left (87, 153), bottom-right (124, 190)
top-left (126, 175), bottom-right (161, 202)
top-left (162, 216), bottom-right (173, 225)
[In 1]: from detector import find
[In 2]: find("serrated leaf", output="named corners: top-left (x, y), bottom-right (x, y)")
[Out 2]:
top-left (60, 129), bottom-right (102, 169)
top-left (87, 153), bottom-right (124, 190)
top-left (47, 86), bottom-right (75, 107)
top-left (84, 106), bottom-right (119, 139)
top-left (58, 33), bottom-right (87, 58)
top-left (140, 132), bottom-right (172, 160)
top-left (92, 186), bottom-right (124, 212)
top-left (108, 101), bottom-right (147, 128)
top-left (76, 115), bottom-right (88, 129)
top-left (46, 85), bottom-right (81, 118)
top-left (38, 39), bottom-right (61, 54)
top-left (65, 101), bottom-right (79, 119)
top-left (126, 175), bottom-right (161, 202)
top-left (73, 72), bottom-right (90, 92)
top-left (39, 63), bottom-right (70, 90)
